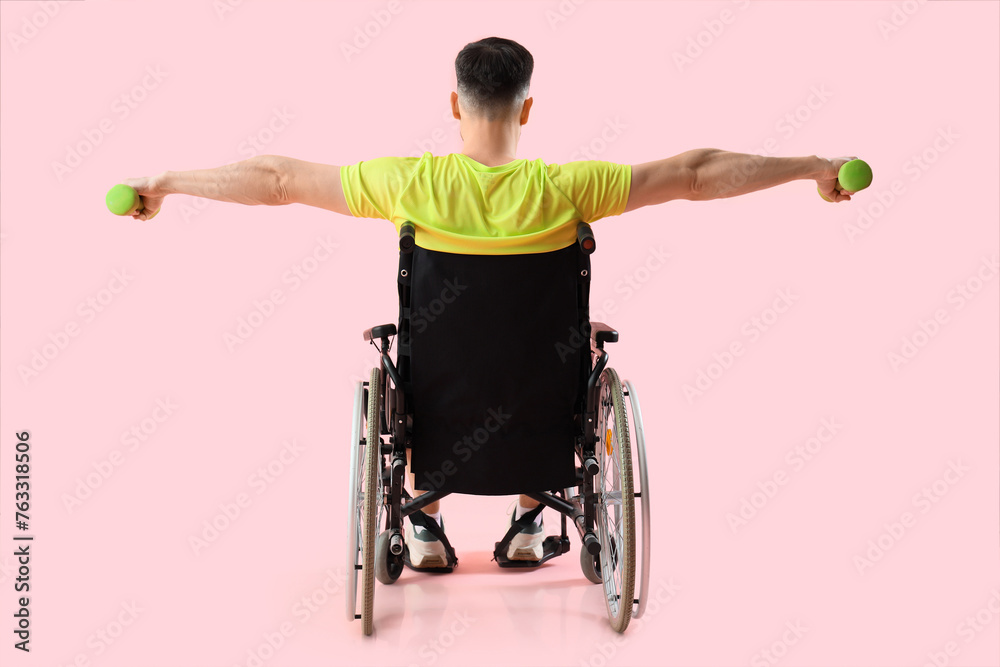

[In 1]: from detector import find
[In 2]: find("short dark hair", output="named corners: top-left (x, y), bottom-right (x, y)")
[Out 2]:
top-left (455, 37), bottom-right (533, 121)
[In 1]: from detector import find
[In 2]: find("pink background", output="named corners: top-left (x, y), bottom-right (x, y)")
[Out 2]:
top-left (1, 1), bottom-right (998, 665)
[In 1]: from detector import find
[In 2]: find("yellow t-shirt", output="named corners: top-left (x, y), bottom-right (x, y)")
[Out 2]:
top-left (340, 152), bottom-right (631, 254)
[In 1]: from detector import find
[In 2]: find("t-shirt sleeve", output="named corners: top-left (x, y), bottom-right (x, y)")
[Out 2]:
top-left (340, 156), bottom-right (420, 219)
top-left (548, 160), bottom-right (632, 223)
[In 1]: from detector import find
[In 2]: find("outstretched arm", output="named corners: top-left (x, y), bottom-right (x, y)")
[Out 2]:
top-left (121, 155), bottom-right (352, 220)
top-left (687, 149), bottom-right (849, 201)
top-left (623, 149), bottom-right (850, 213)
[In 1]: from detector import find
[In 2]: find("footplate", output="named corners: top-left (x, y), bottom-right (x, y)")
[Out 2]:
top-left (493, 535), bottom-right (570, 568)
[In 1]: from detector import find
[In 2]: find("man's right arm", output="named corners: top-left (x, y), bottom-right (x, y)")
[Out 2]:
top-left (624, 149), bottom-right (846, 212)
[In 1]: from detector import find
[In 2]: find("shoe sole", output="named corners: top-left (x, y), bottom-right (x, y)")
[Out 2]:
top-left (408, 552), bottom-right (448, 568)
top-left (507, 532), bottom-right (544, 560)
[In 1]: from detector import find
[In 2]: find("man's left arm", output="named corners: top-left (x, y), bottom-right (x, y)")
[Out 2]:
top-left (686, 149), bottom-right (850, 201)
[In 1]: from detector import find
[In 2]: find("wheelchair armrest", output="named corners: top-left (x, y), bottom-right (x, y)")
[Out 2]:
top-left (590, 321), bottom-right (619, 345)
top-left (363, 323), bottom-right (397, 342)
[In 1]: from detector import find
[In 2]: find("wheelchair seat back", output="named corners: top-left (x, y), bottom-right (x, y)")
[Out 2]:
top-left (399, 241), bottom-right (592, 495)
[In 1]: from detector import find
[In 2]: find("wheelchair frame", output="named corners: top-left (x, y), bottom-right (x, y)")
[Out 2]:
top-left (347, 221), bottom-right (651, 635)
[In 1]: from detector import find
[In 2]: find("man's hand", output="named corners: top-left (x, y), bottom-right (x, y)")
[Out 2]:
top-left (816, 156), bottom-right (859, 203)
top-left (120, 173), bottom-right (168, 220)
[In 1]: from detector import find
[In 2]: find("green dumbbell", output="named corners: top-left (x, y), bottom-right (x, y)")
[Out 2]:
top-left (818, 158), bottom-right (873, 202)
top-left (106, 184), bottom-right (158, 220)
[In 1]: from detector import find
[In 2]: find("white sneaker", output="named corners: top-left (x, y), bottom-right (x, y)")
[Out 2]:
top-left (506, 510), bottom-right (544, 561)
top-left (404, 516), bottom-right (450, 569)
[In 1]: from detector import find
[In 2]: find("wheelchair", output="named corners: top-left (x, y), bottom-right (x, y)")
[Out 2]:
top-left (346, 220), bottom-right (651, 635)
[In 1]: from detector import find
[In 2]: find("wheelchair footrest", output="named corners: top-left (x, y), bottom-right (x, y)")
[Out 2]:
top-left (403, 548), bottom-right (456, 574)
top-left (493, 536), bottom-right (569, 568)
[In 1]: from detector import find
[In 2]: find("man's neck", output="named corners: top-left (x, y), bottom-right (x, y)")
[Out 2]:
top-left (458, 119), bottom-right (520, 166)
top-left (461, 148), bottom-right (518, 167)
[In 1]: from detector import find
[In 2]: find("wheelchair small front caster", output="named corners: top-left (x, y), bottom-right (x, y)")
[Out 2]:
top-left (580, 545), bottom-right (602, 584)
top-left (375, 530), bottom-right (404, 585)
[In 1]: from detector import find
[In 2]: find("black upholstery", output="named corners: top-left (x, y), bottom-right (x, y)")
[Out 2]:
top-left (399, 242), bottom-right (591, 495)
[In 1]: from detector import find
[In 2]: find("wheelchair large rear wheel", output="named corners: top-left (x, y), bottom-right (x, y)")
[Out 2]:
top-left (360, 367), bottom-right (382, 635)
top-left (623, 379), bottom-right (651, 620)
top-left (344, 379), bottom-right (365, 623)
top-left (345, 368), bottom-right (382, 636)
top-left (595, 368), bottom-right (635, 633)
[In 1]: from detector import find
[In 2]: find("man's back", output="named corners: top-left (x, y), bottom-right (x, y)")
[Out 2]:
top-left (339, 151), bottom-right (631, 254)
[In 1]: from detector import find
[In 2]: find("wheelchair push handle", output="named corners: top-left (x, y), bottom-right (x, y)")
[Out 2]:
top-left (399, 222), bottom-right (416, 253)
top-left (577, 221), bottom-right (596, 254)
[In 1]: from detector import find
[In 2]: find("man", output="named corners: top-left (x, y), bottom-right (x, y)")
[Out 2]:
top-left (121, 36), bottom-right (857, 569)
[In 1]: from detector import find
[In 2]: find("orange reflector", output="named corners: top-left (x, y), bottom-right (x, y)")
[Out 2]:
top-left (606, 429), bottom-right (613, 455)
